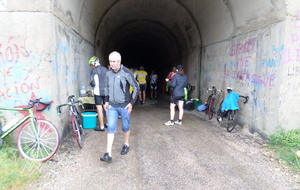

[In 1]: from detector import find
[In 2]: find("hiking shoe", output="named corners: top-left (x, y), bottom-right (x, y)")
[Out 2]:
top-left (121, 144), bottom-right (130, 155)
top-left (164, 120), bottom-right (174, 126)
top-left (94, 127), bottom-right (105, 132)
top-left (174, 120), bottom-right (182, 125)
top-left (100, 153), bottom-right (112, 163)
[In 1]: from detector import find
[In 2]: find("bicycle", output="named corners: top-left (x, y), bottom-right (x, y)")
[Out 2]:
top-left (206, 85), bottom-right (222, 120)
top-left (57, 95), bottom-right (85, 149)
top-left (0, 98), bottom-right (60, 162)
top-left (216, 88), bottom-right (249, 132)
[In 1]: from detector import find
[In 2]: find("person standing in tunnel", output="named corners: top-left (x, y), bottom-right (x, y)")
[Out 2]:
top-left (150, 70), bottom-right (158, 99)
top-left (88, 56), bottom-right (108, 132)
top-left (100, 51), bottom-right (139, 163)
top-left (164, 64), bottom-right (188, 126)
top-left (136, 66), bottom-right (148, 104)
top-left (165, 66), bottom-right (177, 99)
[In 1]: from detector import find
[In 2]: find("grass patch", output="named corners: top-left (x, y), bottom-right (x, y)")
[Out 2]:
top-left (269, 129), bottom-right (300, 173)
top-left (0, 136), bottom-right (41, 190)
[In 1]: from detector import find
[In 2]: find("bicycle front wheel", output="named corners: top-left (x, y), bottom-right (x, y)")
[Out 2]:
top-left (207, 98), bottom-right (215, 120)
top-left (17, 120), bottom-right (60, 162)
top-left (71, 115), bottom-right (83, 148)
top-left (226, 110), bottom-right (237, 132)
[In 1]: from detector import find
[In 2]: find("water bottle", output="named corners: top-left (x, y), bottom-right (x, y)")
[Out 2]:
top-left (80, 83), bottom-right (86, 97)
top-left (2, 118), bottom-right (19, 132)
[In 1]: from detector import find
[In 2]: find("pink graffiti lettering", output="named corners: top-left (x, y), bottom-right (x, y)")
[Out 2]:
top-left (225, 70), bottom-right (276, 87)
top-left (0, 37), bottom-right (29, 64)
top-left (294, 11), bottom-right (300, 28)
top-left (0, 66), bottom-right (13, 85)
top-left (0, 77), bottom-right (41, 101)
top-left (229, 38), bottom-right (256, 56)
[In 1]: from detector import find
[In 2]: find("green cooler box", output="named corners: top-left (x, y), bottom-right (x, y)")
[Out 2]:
top-left (81, 112), bottom-right (98, 129)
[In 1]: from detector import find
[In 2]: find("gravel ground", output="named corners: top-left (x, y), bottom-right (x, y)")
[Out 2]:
top-left (24, 97), bottom-right (300, 190)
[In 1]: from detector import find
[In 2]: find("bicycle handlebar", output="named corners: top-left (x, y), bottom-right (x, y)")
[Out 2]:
top-left (244, 96), bottom-right (249, 104)
top-left (57, 95), bottom-right (84, 113)
top-left (25, 98), bottom-right (51, 111)
top-left (207, 86), bottom-right (222, 94)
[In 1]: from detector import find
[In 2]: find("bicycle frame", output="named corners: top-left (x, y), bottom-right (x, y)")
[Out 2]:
top-left (0, 107), bottom-right (36, 139)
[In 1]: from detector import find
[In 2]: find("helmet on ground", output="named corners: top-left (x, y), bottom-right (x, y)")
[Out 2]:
top-left (88, 56), bottom-right (99, 65)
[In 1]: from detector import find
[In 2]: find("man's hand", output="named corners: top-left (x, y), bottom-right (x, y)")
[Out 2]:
top-left (125, 103), bottom-right (132, 114)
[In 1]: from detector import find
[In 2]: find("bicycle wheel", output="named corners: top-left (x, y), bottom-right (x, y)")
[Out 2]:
top-left (226, 110), bottom-right (237, 132)
top-left (207, 97), bottom-right (215, 120)
top-left (17, 120), bottom-right (60, 162)
top-left (75, 107), bottom-right (85, 136)
top-left (216, 100), bottom-right (224, 123)
top-left (71, 115), bottom-right (83, 148)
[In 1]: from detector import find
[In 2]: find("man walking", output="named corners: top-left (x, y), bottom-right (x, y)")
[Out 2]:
top-left (88, 56), bottom-right (108, 131)
top-left (100, 51), bottom-right (139, 163)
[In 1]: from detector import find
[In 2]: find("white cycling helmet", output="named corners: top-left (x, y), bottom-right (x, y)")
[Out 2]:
top-left (227, 87), bottom-right (233, 90)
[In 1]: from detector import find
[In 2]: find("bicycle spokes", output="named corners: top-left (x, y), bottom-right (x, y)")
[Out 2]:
top-left (17, 120), bottom-right (60, 161)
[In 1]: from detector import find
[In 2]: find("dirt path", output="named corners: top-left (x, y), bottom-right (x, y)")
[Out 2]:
top-left (24, 98), bottom-right (299, 190)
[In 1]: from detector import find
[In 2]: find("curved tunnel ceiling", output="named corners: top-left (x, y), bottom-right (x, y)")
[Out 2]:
top-left (94, 0), bottom-right (201, 78)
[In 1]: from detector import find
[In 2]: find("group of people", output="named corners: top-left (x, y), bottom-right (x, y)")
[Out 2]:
top-left (87, 51), bottom-right (188, 163)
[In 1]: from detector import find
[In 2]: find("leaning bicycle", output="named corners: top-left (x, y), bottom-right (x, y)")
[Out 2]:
top-left (206, 85), bottom-right (222, 120)
top-left (57, 95), bottom-right (84, 148)
top-left (216, 87), bottom-right (248, 132)
top-left (0, 98), bottom-right (60, 162)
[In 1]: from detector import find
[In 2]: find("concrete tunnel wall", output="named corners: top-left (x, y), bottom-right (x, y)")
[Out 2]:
top-left (0, 0), bottom-right (300, 138)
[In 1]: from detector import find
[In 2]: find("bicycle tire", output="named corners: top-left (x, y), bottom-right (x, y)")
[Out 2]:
top-left (75, 107), bottom-right (85, 136)
top-left (216, 100), bottom-right (224, 123)
top-left (226, 110), bottom-right (237, 132)
top-left (71, 115), bottom-right (83, 148)
top-left (17, 120), bottom-right (60, 162)
top-left (207, 97), bottom-right (215, 120)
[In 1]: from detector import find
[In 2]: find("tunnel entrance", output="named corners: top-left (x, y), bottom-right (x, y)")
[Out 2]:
top-left (94, 0), bottom-right (201, 97)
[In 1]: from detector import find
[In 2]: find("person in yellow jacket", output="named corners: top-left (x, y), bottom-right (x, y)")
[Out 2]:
top-left (136, 66), bottom-right (148, 104)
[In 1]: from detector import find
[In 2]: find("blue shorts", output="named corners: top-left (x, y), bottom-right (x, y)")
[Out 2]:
top-left (107, 105), bottom-right (131, 133)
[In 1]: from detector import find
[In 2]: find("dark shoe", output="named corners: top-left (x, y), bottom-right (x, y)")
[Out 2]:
top-left (94, 127), bottom-right (105, 132)
top-left (100, 153), bottom-right (112, 163)
top-left (120, 144), bottom-right (130, 155)
top-left (104, 124), bottom-right (108, 128)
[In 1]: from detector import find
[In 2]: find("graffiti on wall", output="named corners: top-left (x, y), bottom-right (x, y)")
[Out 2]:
top-left (285, 10), bottom-right (300, 77)
top-left (224, 37), bottom-right (281, 89)
top-left (0, 36), bottom-right (56, 107)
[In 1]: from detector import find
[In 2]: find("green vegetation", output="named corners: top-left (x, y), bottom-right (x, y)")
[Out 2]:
top-left (269, 129), bottom-right (300, 173)
top-left (0, 136), bottom-right (41, 190)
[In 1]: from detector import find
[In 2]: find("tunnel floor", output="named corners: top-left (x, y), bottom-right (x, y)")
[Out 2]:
top-left (24, 96), bottom-right (299, 190)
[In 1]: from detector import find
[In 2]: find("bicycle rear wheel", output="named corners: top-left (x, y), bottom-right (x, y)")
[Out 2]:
top-left (226, 110), bottom-right (237, 132)
top-left (75, 107), bottom-right (85, 136)
top-left (71, 115), bottom-right (83, 148)
top-left (207, 97), bottom-right (215, 120)
top-left (17, 120), bottom-right (60, 162)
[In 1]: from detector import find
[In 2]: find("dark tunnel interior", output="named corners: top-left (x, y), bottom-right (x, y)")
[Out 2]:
top-left (100, 22), bottom-right (184, 93)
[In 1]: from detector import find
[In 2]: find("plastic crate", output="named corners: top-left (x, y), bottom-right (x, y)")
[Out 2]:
top-left (81, 112), bottom-right (98, 129)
